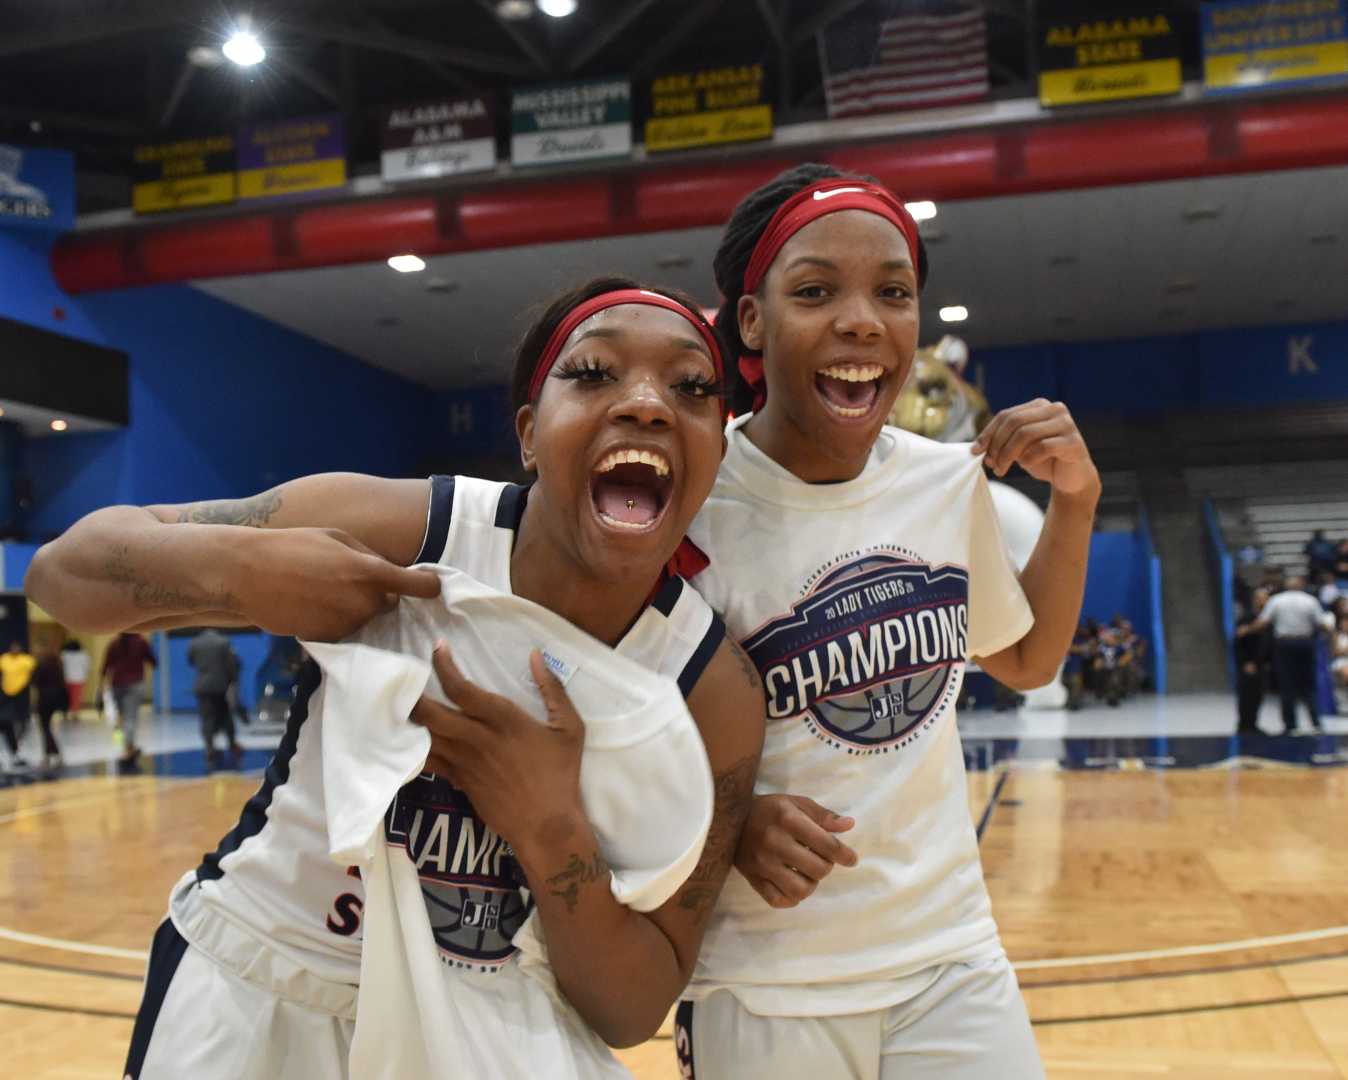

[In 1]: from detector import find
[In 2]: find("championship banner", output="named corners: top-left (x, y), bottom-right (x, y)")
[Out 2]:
top-left (237, 114), bottom-right (346, 201)
top-left (381, 97), bottom-right (496, 182)
top-left (1038, 13), bottom-right (1181, 106)
top-left (0, 145), bottom-right (73, 231)
top-left (511, 79), bottom-right (630, 167)
top-left (645, 65), bottom-right (772, 153)
top-left (132, 135), bottom-right (236, 214)
top-left (1202, 0), bottom-right (1348, 93)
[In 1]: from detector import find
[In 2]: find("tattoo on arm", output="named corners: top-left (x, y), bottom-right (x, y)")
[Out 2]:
top-left (727, 639), bottom-right (763, 695)
top-left (175, 489), bottom-right (283, 527)
top-left (546, 852), bottom-right (611, 915)
top-left (104, 542), bottom-right (236, 613)
top-left (677, 753), bottom-right (758, 922)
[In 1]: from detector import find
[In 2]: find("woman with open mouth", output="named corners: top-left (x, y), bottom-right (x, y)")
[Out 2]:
top-left (674, 164), bottom-right (1101, 1079)
top-left (25, 276), bottom-right (764, 1079)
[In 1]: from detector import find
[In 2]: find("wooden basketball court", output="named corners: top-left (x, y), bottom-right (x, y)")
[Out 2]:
top-left (3, 765), bottom-right (1345, 1078)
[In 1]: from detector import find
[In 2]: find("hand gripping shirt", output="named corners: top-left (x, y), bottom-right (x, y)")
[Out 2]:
top-left (685, 417), bottom-right (1033, 1016)
top-left (176, 477), bottom-right (725, 1046)
top-left (306, 562), bottom-right (714, 1079)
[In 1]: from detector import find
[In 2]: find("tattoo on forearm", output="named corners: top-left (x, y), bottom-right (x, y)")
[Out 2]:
top-left (727, 639), bottom-right (763, 694)
top-left (104, 542), bottom-right (236, 613)
top-left (546, 852), bottom-right (611, 915)
top-left (176, 489), bottom-right (283, 527)
top-left (677, 753), bottom-right (759, 921)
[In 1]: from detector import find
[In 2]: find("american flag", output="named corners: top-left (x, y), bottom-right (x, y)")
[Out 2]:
top-left (819, 1), bottom-right (989, 119)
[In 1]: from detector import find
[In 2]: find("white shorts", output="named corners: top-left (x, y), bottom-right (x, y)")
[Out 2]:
top-left (125, 900), bottom-right (357, 1080)
top-left (674, 957), bottom-right (1043, 1080)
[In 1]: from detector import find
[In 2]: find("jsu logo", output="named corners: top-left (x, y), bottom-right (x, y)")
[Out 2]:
top-left (744, 553), bottom-right (969, 752)
top-left (461, 898), bottom-right (500, 930)
top-left (869, 688), bottom-right (905, 722)
top-left (386, 774), bottom-right (532, 969)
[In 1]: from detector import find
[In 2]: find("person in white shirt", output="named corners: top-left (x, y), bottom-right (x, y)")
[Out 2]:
top-left (676, 164), bottom-right (1099, 1080)
top-left (26, 277), bottom-right (764, 1079)
top-left (1254, 574), bottom-right (1335, 734)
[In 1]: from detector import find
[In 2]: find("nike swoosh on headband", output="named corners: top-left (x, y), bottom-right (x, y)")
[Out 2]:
top-left (812, 186), bottom-right (868, 200)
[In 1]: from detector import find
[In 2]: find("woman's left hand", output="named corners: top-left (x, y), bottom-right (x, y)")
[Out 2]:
top-left (411, 643), bottom-right (586, 853)
top-left (971, 399), bottom-right (1100, 498)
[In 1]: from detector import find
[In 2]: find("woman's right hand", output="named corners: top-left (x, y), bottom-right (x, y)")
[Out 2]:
top-left (733, 793), bottom-right (859, 909)
top-left (233, 528), bottom-right (442, 640)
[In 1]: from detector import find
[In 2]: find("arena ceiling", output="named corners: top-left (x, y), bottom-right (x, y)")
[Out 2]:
top-left (194, 163), bottom-right (1348, 389)
top-left (6, 0), bottom-right (1212, 212)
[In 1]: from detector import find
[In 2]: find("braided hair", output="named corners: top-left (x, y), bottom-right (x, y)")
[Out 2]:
top-left (712, 162), bottom-right (929, 416)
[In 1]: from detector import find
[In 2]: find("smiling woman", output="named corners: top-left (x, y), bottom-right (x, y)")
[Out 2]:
top-left (24, 275), bottom-right (764, 1079)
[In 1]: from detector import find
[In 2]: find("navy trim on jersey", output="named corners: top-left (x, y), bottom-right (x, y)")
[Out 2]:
top-left (494, 482), bottom-right (530, 531)
top-left (678, 611), bottom-right (726, 699)
top-left (123, 918), bottom-right (190, 1079)
top-left (674, 1000), bottom-right (697, 1078)
top-left (196, 661), bottom-right (320, 883)
top-left (651, 574), bottom-right (684, 617)
top-left (414, 475), bottom-right (455, 564)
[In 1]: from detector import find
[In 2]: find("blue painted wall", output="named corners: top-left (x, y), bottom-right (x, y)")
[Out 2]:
top-left (1, 230), bottom-right (441, 537)
top-left (1080, 526), bottom-right (1165, 690)
top-left (975, 320), bottom-right (1348, 414)
top-left (165, 630), bottom-right (269, 712)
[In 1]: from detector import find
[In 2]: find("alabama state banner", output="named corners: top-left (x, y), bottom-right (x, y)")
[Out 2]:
top-left (1039, 12), bottom-right (1181, 106)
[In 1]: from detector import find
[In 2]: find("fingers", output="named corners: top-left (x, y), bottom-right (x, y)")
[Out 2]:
top-left (381, 562), bottom-right (444, 600)
top-left (528, 650), bottom-right (584, 735)
top-left (974, 401), bottom-right (1082, 478)
top-left (755, 878), bottom-right (793, 909)
top-left (754, 863), bottom-right (824, 906)
top-left (788, 797), bottom-right (860, 867)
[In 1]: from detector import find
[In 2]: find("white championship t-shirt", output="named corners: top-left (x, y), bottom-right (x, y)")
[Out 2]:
top-left (685, 416), bottom-right (1033, 1016)
top-left (304, 564), bottom-right (715, 1079)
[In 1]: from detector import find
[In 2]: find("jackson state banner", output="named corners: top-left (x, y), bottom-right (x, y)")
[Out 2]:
top-left (1039, 12), bottom-right (1181, 106)
top-left (1202, 0), bottom-right (1348, 93)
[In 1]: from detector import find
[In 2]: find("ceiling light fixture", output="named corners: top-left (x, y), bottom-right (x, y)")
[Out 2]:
top-left (905, 200), bottom-right (937, 221)
top-left (50, 419), bottom-right (68, 432)
top-left (939, 305), bottom-right (968, 323)
top-left (388, 254), bottom-right (426, 273)
top-left (189, 45), bottom-right (226, 67)
top-left (222, 30), bottom-right (266, 67)
top-left (496, 0), bottom-right (534, 18)
top-left (536, 0), bottom-right (578, 17)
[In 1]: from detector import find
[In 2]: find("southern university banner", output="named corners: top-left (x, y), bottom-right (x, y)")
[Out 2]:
top-left (1039, 12), bottom-right (1181, 106)
top-left (1202, 0), bottom-right (1348, 92)
top-left (0, 145), bottom-right (74, 231)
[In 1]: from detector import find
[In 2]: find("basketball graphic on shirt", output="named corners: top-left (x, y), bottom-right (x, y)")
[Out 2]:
top-left (386, 773), bottom-right (533, 969)
top-left (743, 552), bottom-right (968, 752)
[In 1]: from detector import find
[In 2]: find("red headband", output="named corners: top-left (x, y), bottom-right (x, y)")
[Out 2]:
top-left (527, 288), bottom-right (726, 410)
top-left (738, 179), bottom-right (924, 412)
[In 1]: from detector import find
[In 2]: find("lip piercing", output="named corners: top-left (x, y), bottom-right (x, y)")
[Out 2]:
top-left (626, 498), bottom-right (636, 509)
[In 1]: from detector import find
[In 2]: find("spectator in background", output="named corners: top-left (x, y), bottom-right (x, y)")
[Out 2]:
top-left (1234, 587), bottom-right (1271, 736)
top-left (101, 631), bottom-right (156, 766)
top-left (1253, 574), bottom-right (1335, 735)
top-left (1318, 571), bottom-right (1343, 611)
top-left (1334, 539), bottom-right (1348, 585)
top-left (32, 643), bottom-right (66, 770)
top-left (60, 639), bottom-right (90, 718)
top-left (1331, 611), bottom-right (1348, 708)
top-left (187, 628), bottom-right (241, 770)
top-left (1094, 626), bottom-right (1131, 707)
top-left (0, 641), bottom-right (35, 769)
top-left (1063, 621), bottom-right (1095, 711)
top-left (1305, 529), bottom-right (1337, 579)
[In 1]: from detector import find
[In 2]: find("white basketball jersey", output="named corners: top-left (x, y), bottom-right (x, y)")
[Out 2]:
top-left (685, 417), bottom-right (1032, 1016)
top-left (179, 477), bottom-right (725, 989)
